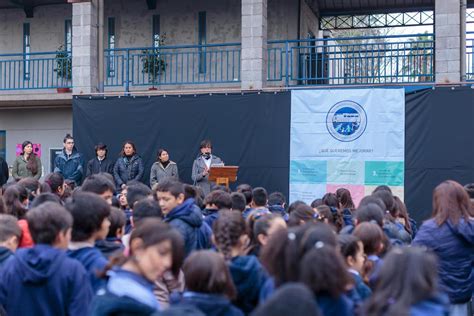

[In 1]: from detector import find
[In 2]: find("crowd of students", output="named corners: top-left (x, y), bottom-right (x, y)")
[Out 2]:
top-left (0, 136), bottom-right (472, 316)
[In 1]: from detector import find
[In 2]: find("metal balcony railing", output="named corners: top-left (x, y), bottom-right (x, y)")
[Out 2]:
top-left (467, 31), bottom-right (474, 81)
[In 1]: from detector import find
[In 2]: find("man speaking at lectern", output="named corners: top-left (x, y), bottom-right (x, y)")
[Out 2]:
top-left (192, 139), bottom-right (224, 196)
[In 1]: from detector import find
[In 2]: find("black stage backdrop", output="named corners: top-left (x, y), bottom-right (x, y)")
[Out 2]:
top-left (73, 87), bottom-right (474, 223)
top-left (73, 92), bottom-right (291, 195)
top-left (405, 87), bottom-right (474, 222)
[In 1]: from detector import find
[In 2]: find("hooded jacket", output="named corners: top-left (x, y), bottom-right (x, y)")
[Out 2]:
top-left (164, 198), bottom-right (211, 256)
top-left (95, 238), bottom-right (124, 259)
top-left (228, 255), bottom-right (268, 314)
top-left (113, 154), bottom-right (144, 187)
top-left (67, 246), bottom-right (108, 292)
top-left (175, 292), bottom-right (244, 316)
top-left (0, 247), bottom-right (12, 268)
top-left (54, 148), bottom-right (84, 185)
top-left (0, 244), bottom-right (92, 316)
top-left (413, 218), bottom-right (474, 304)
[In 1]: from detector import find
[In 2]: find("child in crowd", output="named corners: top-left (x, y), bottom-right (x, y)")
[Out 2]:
top-left (81, 174), bottom-right (116, 204)
top-left (95, 207), bottom-right (126, 259)
top-left (230, 192), bottom-right (247, 213)
top-left (91, 219), bottom-right (184, 315)
top-left (247, 213), bottom-right (286, 257)
top-left (173, 250), bottom-right (244, 316)
top-left (66, 191), bottom-right (111, 292)
top-left (212, 210), bottom-right (268, 314)
top-left (0, 214), bottom-right (21, 267)
top-left (352, 222), bottom-right (385, 287)
top-left (0, 202), bottom-right (92, 315)
top-left (243, 187), bottom-right (269, 219)
top-left (155, 179), bottom-right (211, 256)
top-left (44, 172), bottom-right (66, 201)
top-left (202, 190), bottom-right (232, 228)
top-left (363, 247), bottom-right (449, 316)
top-left (338, 235), bottom-right (372, 307)
top-left (287, 204), bottom-right (317, 227)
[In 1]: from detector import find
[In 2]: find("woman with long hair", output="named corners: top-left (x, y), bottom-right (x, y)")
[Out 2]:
top-left (12, 141), bottom-right (42, 181)
top-left (113, 141), bottom-right (144, 190)
top-left (413, 180), bottom-right (474, 316)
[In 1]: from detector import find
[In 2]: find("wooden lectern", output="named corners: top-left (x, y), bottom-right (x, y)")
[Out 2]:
top-left (209, 166), bottom-right (239, 189)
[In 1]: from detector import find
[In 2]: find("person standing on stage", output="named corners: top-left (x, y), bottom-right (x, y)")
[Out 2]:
top-left (54, 134), bottom-right (85, 186)
top-left (86, 143), bottom-right (114, 177)
top-left (191, 139), bottom-right (223, 196)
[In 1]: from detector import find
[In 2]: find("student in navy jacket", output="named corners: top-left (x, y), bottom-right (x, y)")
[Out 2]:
top-left (155, 180), bottom-right (212, 257)
top-left (413, 180), bottom-right (474, 314)
top-left (362, 247), bottom-right (449, 316)
top-left (0, 202), bottom-right (92, 316)
top-left (202, 190), bottom-right (232, 229)
top-left (86, 143), bottom-right (115, 177)
top-left (90, 219), bottom-right (184, 315)
top-left (172, 250), bottom-right (244, 316)
top-left (213, 210), bottom-right (268, 314)
top-left (66, 191), bottom-right (111, 292)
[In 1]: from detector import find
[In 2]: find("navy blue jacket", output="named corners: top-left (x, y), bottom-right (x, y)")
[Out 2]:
top-left (164, 199), bottom-right (212, 256)
top-left (67, 246), bottom-right (108, 293)
top-left (316, 294), bottom-right (354, 316)
top-left (0, 247), bottom-right (12, 268)
top-left (86, 157), bottom-right (115, 177)
top-left (413, 218), bottom-right (474, 304)
top-left (346, 271), bottom-right (371, 308)
top-left (409, 294), bottom-right (449, 316)
top-left (95, 238), bottom-right (124, 259)
top-left (228, 255), bottom-right (268, 314)
top-left (0, 157), bottom-right (8, 186)
top-left (90, 268), bottom-right (159, 316)
top-left (174, 292), bottom-right (244, 316)
top-left (202, 208), bottom-right (219, 228)
top-left (0, 244), bottom-right (92, 316)
top-left (113, 154), bottom-right (144, 187)
top-left (54, 148), bottom-right (85, 185)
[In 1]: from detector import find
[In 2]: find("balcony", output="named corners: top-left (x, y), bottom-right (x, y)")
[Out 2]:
top-left (467, 31), bottom-right (474, 81)
top-left (0, 34), bottom-right (440, 93)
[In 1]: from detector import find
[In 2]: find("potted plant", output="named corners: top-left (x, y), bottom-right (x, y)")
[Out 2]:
top-left (141, 35), bottom-right (166, 90)
top-left (54, 45), bottom-right (72, 93)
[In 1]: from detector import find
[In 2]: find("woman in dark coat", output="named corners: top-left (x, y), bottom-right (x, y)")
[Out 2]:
top-left (113, 141), bottom-right (144, 190)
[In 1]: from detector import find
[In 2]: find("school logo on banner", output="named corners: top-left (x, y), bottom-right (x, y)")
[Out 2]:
top-left (326, 100), bottom-right (367, 142)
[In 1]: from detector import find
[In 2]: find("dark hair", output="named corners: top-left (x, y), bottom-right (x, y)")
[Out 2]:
top-left (236, 184), bottom-right (252, 205)
top-left (338, 234), bottom-right (362, 260)
top-left (0, 196), bottom-right (4, 214)
top-left (310, 198), bottom-right (323, 208)
top-left (21, 141), bottom-right (39, 175)
top-left (126, 182), bottom-right (152, 208)
top-left (356, 203), bottom-right (385, 227)
top-left (464, 183), bottom-right (474, 199)
top-left (65, 192), bottom-right (111, 242)
top-left (27, 202), bottom-right (73, 245)
top-left (212, 210), bottom-right (247, 260)
top-left (358, 195), bottom-right (385, 212)
top-left (120, 140), bottom-right (137, 157)
top-left (261, 223), bottom-right (337, 287)
top-left (30, 192), bottom-right (62, 208)
top-left (230, 192), bottom-right (246, 212)
top-left (3, 185), bottom-right (27, 219)
top-left (372, 190), bottom-right (396, 216)
top-left (393, 196), bottom-right (412, 235)
top-left (199, 139), bottom-right (212, 149)
top-left (363, 247), bottom-right (439, 316)
top-left (373, 185), bottom-right (392, 194)
top-left (316, 205), bottom-right (344, 232)
top-left (322, 193), bottom-right (339, 208)
top-left (44, 172), bottom-right (64, 196)
top-left (183, 184), bottom-right (203, 209)
top-left (154, 179), bottom-right (184, 199)
top-left (288, 204), bottom-right (315, 227)
top-left (107, 207), bottom-right (126, 238)
top-left (18, 178), bottom-right (49, 202)
top-left (204, 190), bottom-right (232, 209)
top-left (133, 199), bottom-right (162, 227)
top-left (432, 180), bottom-right (473, 226)
top-left (336, 188), bottom-right (355, 209)
top-left (252, 283), bottom-right (321, 316)
top-left (253, 213), bottom-right (284, 246)
top-left (353, 222), bottom-right (384, 256)
top-left (252, 187), bottom-right (268, 207)
top-left (156, 148), bottom-right (168, 162)
top-left (63, 134), bottom-right (74, 143)
top-left (268, 192), bottom-right (286, 206)
top-left (211, 185), bottom-right (231, 193)
top-left (0, 214), bottom-right (21, 242)
top-left (95, 142), bottom-right (108, 155)
top-left (300, 245), bottom-right (351, 298)
top-left (183, 250), bottom-right (237, 299)
top-left (129, 218), bottom-right (184, 277)
top-left (82, 174), bottom-right (116, 195)
top-left (287, 200), bottom-right (307, 214)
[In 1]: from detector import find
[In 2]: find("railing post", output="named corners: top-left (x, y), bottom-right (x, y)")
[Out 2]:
top-left (125, 49), bottom-right (130, 94)
top-left (285, 41), bottom-right (290, 87)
